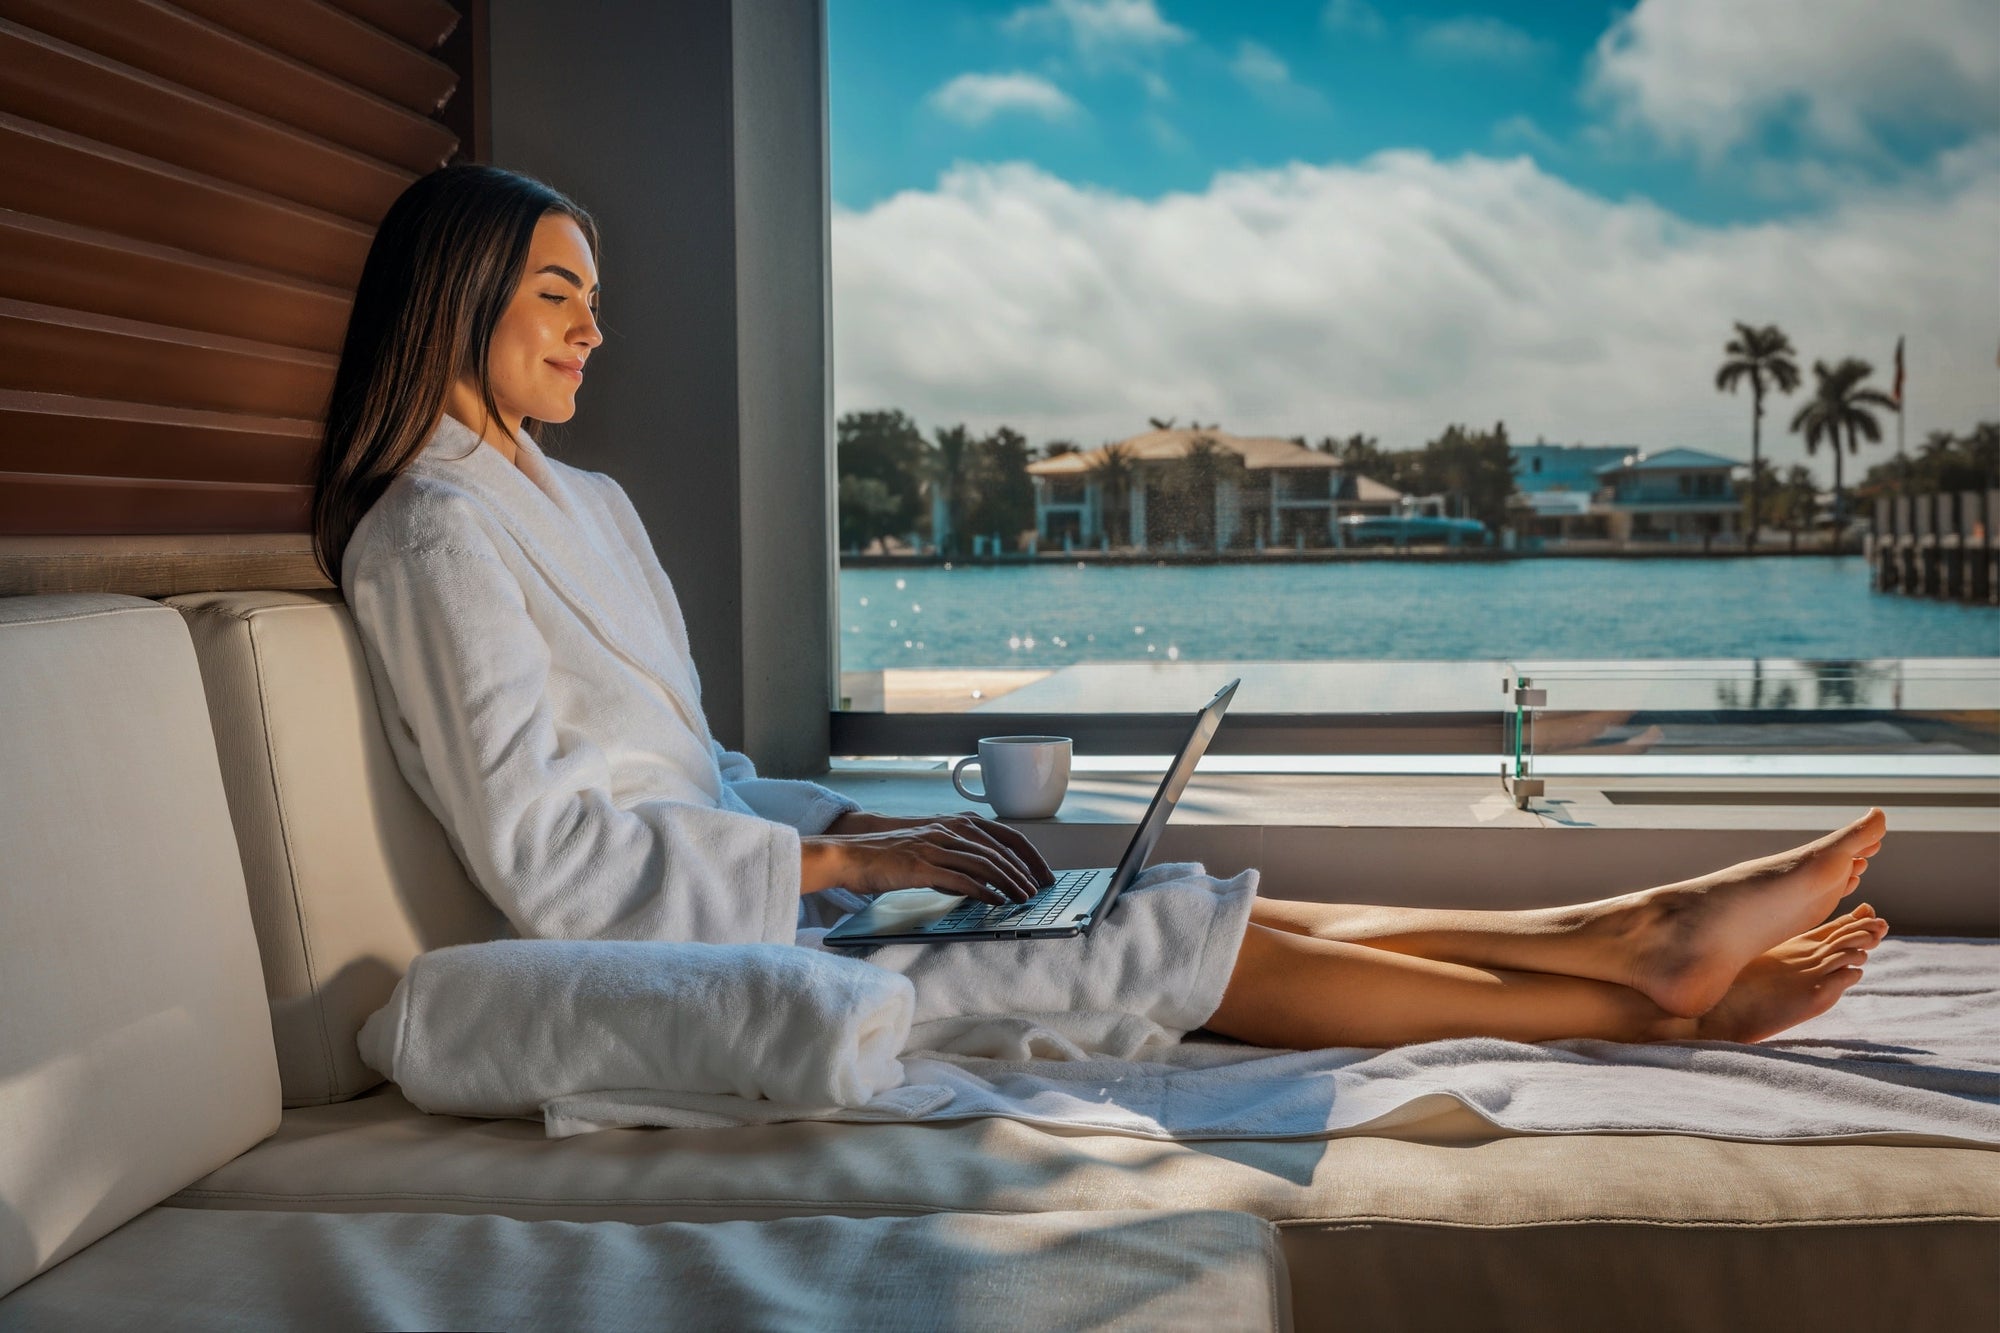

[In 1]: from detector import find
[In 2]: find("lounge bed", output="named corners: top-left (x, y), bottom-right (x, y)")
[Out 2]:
top-left (3, 590), bottom-right (1994, 1330)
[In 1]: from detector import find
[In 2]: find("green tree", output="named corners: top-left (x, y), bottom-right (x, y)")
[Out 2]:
top-left (927, 424), bottom-right (977, 556)
top-left (1861, 423), bottom-right (2000, 496)
top-left (837, 474), bottom-right (899, 553)
top-left (964, 426), bottom-right (1036, 550)
top-left (1086, 441), bottom-right (1138, 547)
top-left (1170, 434), bottom-right (1239, 549)
top-left (1739, 457), bottom-right (1782, 534)
top-left (1773, 464), bottom-right (1820, 552)
top-left (836, 410), bottom-right (929, 549)
top-left (1316, 432), bottom-right (1392, 480)
top-left (1790, 358), bottom-right (1897, 537)
top-left (1714, 322), bottom-right (1801, 550)
top-left (1404, 422), bottom-right (1516, 531)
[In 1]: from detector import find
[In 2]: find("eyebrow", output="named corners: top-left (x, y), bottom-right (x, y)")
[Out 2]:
top-left (536, 263), bottom-right (600, 296)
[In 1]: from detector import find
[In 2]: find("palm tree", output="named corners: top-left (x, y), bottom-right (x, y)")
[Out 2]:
top-left (1714, 322), bottom-right (1800, 550)
top-left (928, 424), bottom-right (975, 556)
top-left (1176, 435), bottom-right (1237, 549)
top-left (1790, 358), bottom-right (1897, 542)
top-left (1086, 441), bottom-right (1137, 547)
top-left (1775, 464), bottom-right (1819, 553)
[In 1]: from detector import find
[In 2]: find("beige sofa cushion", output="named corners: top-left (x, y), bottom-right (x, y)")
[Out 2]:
top-left (0, 1206), bottom-right (1289, 1332)
top-left (0, 595), bottom-right (280, 1298)
top-left (167, 591), bottom-right (504, 1107)
top-left (178, 1089), bottom-right (2000, 1331)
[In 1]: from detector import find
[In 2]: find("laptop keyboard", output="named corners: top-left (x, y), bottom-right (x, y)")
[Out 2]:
top-left (931, 868), bottom-right (1097, 932)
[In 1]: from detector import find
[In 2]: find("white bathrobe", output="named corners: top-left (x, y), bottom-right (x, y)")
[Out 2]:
top-left (345, 413), bottom-right (1257, 1034)
top-left (344, 412), bottom-right (864, 944)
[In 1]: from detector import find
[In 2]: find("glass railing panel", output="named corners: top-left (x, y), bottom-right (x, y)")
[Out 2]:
top-left (1504, 658), bottom-right (2000, 800)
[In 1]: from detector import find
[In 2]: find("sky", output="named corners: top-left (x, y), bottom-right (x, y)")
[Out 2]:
top-left (827, 0), bottom-right (2000, 477)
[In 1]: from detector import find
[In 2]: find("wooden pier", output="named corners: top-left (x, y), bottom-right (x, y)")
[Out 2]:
top-left (1870, 490), bottom-right (1999, 604)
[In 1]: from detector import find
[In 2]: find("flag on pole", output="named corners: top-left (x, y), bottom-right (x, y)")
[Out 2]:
top-left (1892, 335), bottom-right (1905, 407)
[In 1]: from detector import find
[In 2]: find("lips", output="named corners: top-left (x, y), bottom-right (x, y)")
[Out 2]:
top-left (547, 359), bottom-right (585, 381)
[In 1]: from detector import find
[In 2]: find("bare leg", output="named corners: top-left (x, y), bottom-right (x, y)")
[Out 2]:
top-left (1206, 923), bottom-right (1678, 1048)
top-left (1206, 909), bottom-right (1886, 1050)
top-left (1251, 809), bottom-right (1887, 1017)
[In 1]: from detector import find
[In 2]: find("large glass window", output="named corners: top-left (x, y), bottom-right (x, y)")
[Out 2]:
top-left (826, 1), bottom-right (2000, 774)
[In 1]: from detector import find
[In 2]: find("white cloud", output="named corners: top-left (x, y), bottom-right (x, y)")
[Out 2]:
top-left (1229, 39), bottom-right (1289, 87)
top-left (1002, 0), bottom-right (1189, 60)
top-left (1588, 0), bottom-right (2000, 158)
top-left (1415, 16), bottom-right (1545, 65)
top-left (927, 72), bottom-right (1080, 128)
top-left (1228, 40), bottom-right (1327, 112)
top-left (1493, 114), bottom-right (1565, 161)
top-left (1321, 0), bottom-right (1384, 38)
top-left (832, 144), bottom-right (2000, 479)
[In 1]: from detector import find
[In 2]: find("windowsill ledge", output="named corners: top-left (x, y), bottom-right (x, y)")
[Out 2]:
top-left (817, 765), bottom-right (2000, 935)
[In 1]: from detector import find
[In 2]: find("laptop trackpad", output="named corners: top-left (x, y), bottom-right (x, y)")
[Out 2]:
top-left (854, 888), bottom-right (962, 931)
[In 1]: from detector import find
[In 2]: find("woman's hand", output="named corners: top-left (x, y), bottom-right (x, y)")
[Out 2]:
top-left (801, 810), bottom-right (1055, 905)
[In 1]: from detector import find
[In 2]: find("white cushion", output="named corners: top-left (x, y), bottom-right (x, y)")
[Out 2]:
top-left (0, 595), bottom-right (279, 1298)
top-left (177, 1088), bottom-right (2000, 1330)
top-left (167, 591), bottom-right (504, 1106)
top-left (0, 1205), bottom-right (1290, 1332)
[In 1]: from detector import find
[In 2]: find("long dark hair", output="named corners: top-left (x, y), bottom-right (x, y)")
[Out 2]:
top-left (311, 164), bottom-right (599, 584)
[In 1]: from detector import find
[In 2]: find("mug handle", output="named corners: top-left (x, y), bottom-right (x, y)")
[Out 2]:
top-left (951, 756), bottom-right (988, 804)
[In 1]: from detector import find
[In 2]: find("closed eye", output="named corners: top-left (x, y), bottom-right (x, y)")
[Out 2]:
top-left (542, 293), bottom-right (601, 314)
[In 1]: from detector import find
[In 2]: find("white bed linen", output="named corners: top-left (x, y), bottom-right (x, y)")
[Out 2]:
top-left (546, 938), bottom-right (2000, 1145)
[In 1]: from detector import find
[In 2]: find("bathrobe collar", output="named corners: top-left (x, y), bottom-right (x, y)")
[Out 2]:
top-left (412, 413), bottom-right (705, 727)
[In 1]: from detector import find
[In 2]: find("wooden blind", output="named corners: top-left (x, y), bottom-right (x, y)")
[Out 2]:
top-left (0, 0), bottom-right (473, 546)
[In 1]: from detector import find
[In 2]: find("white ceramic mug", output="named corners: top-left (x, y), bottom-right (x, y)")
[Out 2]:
top-left (951, 735), bottom-right (1072, 820)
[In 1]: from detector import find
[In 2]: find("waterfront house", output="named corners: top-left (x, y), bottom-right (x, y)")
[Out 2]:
top-left (1595, 447), bottom-right (1744, 541)
top-left (1028, 427), bottom-right (1402, 550)
top-left (1509, 444), bottom-right (1743, 543)
top-left (1510, 444), bottom-right (1632, 541)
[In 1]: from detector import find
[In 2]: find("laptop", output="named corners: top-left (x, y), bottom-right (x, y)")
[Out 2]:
top-left (823, 678), bottom-right (1239, 947)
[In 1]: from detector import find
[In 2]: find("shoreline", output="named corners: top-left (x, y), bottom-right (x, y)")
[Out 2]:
top-left (840, 544), bottom-right (1861, 569)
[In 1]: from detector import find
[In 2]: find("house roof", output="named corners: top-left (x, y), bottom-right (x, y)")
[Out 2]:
top-left (1028, 427), bottom-right (1351, 477)
top-left (1595, 447), bottom-right (1743, 475)
top-left (1347, 473), bottom-right (1403, 502)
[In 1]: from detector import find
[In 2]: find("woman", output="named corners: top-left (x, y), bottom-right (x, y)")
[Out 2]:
top-left (318, 165), bottom-right (1890, 1053)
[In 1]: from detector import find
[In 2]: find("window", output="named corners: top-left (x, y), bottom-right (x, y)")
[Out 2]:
top-left (826, 2), bottom-right (2000, 778)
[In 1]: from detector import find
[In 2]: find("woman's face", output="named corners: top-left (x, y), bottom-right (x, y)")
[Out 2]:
top-left (456, 212), bottom-right (602, 439)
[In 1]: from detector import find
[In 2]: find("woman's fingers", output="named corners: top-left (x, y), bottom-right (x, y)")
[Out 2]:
top-left (919, 829), bottom-right (1038, 900)
top-left (942, 814), bottom-right (1055, 888)
top-left (954, 812), bottom-right (1057, 885)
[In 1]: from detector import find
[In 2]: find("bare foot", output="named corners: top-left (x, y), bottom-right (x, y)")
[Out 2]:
top-left (1687, 908), bottom-right (1889, 1042)
top-left (1622, 809), bottom-right (1887, 1018)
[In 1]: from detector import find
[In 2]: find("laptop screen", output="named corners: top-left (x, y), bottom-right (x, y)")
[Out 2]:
top-left (1102, 679), bottom-right (1239, 906)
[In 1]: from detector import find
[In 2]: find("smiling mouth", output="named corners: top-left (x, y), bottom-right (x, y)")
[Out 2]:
top-left (548, 361), bottom-right (585, 381)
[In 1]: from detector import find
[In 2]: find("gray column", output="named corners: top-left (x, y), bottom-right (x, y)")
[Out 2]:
top-left (487, 0), bottom-right (832, 775)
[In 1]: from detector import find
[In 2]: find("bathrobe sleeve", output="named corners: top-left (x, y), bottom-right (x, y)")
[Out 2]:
top-left (346, 524), bottom-right (803, 946)
top-left (711, 740), bottom-right (861, 836)
top-left (587, 473), bottom-right (863, 838)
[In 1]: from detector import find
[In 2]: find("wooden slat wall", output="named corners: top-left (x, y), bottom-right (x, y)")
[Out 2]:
top-left (0, 0), bottom-right (470, 553)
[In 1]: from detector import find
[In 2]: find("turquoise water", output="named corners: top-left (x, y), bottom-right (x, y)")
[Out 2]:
top-left (838, 557), bottom-right (2000, 671)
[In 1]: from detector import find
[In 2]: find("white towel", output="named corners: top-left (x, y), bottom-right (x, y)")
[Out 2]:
top-left (553, 938), bottom-right (2000, 1146)
top-left (357, 939), bottom-right (914, 1118)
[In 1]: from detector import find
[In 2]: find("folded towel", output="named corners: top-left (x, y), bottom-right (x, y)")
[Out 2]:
top-left (551, 937), bottom-right (2000, 1145)
top-left (357, 939), bottom-right (914, 1118)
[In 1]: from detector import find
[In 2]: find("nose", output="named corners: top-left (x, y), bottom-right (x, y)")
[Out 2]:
top-left (574, 305), bottom-right (603, 349)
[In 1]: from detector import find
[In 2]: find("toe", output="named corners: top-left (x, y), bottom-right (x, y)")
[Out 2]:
top-left (1804, 908), bottom-right (1863, 940)
top-left (1806, 949), bottom-right (1867, 978)
top-left (1827, 810), bottom-right (1887, 852)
